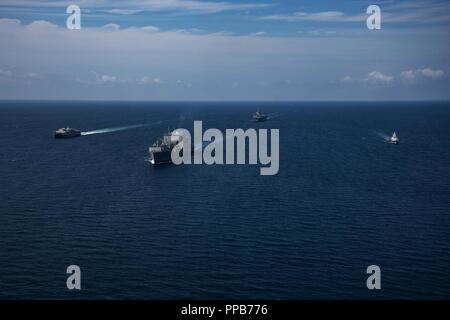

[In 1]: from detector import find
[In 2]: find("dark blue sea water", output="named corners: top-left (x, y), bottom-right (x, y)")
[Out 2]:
top-left (0, 101), bottom-right (449, 299)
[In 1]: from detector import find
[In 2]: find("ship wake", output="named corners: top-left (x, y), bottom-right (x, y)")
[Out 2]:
top-left (81, 120), bottom-right (168, 136)
top-left (374, 131), bottom-right (390, 142)
top-left (267, 112), bottom-right (281, 119)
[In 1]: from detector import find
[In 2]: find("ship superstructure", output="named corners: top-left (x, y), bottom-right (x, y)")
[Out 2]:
top-left (149, 129), bottom-right (185, 164)
top-left (54, 127), bottom-right (82, 139)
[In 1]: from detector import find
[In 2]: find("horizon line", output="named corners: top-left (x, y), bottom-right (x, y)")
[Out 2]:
top-left (1, 99), bottom-right (450, 103)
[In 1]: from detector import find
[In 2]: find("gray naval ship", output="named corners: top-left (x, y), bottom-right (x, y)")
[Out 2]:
top-left (148, 129), bottom-right (189, 165)
top-left (54, 127), bottom-right (82, 139)
top-left (253, 110), bottom-right (268, 122)
top-left (388, 132), bottom-right (399, 145)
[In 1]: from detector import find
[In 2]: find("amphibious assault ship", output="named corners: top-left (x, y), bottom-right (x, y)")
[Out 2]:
top-left (253, 110), bottom-right (268, 122)
top-left (54, 127), bottom-right (82, 139)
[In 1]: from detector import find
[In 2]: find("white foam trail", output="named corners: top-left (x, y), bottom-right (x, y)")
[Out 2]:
top-left (374, 131), bottom-right (390, 141)
top-left (267, 112), bottom-right (281, 119)
top-left (81, 120), bottom-right (168, 136)
top-left (82, 124), bottom-right (144, 136)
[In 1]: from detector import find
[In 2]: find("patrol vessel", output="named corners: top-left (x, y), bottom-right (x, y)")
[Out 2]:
top-left (388, 132), bottom-right (399, 144)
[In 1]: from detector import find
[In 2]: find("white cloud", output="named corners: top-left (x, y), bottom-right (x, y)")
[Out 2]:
top-left (365, 71), bottom-right (394, 84)
top-left (107, 9), bottom-right (143, 15)
top-left (0, 69), bottom-right (44, 81)
top-left (0, 69), bottom-right (13, 77)
top-left (261, 1), bottom-right (450, 24)
top-left (0, 18), bottom-right (21, 29)
top-left (139, 76), bottom-right (165, 85)
top-left (400, 70), bottom-right (416, 84)
top-left (1, 18), bottom-right (449, 100)
top-left (399, 68), bottom-right (446, 84)
top-left (25, 20), bottom-right (58, 30)
top-left (15, 19), bottom-right (59, 36)
top-left (342, 68), bottom-right (447, 86)
top-left (417, 68), bottom-right (445, 79)
top-left (0, 0), bottom-right (272, 14)
top-left (261, 11), bottom-right (365, 22)
top-left (89, 71), bottom-right (121, 84)
top-left (96, 75), bottom-right (117, 83)
top-left (86, 72), bottom-right (166, 86)
top-left (340, 76), bottom-right (354, 83)
top-left (176, 80), bottom-right (192, 88)
top-left (382, 0), bottom-right (450, 23)
top-left (209, 31), bottom-right (235, 36)
top-left (27, 72), bottom-right (43, 79)
top-left (172, 28), bottom-right (203, 34)
top-left (139, 26), bottom-right (160, 33)
top-left (249, 32), bottom-right (268, 37)
top-left (102, 24), bottom-right (120, 31)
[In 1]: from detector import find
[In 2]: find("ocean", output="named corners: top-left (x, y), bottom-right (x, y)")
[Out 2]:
top-left (0, 101), bottom-right (449, 299)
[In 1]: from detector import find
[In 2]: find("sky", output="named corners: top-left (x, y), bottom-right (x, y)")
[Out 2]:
top-left (0, 0), bottom-right (449, 101)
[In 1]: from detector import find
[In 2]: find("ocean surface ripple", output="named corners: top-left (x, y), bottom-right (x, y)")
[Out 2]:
top-left (0, 101), bottom-right (449, 299)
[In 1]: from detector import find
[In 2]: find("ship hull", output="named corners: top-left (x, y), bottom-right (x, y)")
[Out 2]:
top-left (253, 115), bottom-right (268, 122)
top-left (255, 117), bottom-right (268, 122)
top-left (54, 132), bottom-right (81, 139)
top-left (149, 150), bottom-right (173, 165)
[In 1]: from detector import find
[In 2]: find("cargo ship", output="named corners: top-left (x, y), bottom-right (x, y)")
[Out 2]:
top-left (148, 129), bottom-right (187, 165)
